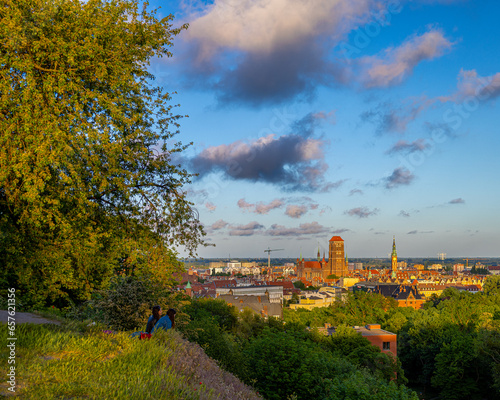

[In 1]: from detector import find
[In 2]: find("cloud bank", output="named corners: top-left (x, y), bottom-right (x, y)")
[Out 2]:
top-left (190, 113), bottom-right (336, 192)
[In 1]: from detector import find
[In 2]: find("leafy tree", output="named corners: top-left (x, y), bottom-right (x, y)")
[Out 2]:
top-left (484, 276), bottom-right (500, 295)
top-left (77, 274), bottom-right (176, 330)
top-left (182, 298), bottom-right (239, 332)
top-left (431, 333), bottom-right (483, 400)
top-left (293, 280), bottom-right (306, 290)
top-left (475, 326), bottom-right (500, 397)
top-left (470, 266), bottom-right (491, 275)
top-left (326, 324), bottom-right (406, 384)
top-left (0, 0), bottom-right (207, 306)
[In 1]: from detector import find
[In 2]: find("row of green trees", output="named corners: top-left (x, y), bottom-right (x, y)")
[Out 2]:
top-left (282, 277), bottom-right (500, 400)
top-left (177, 298), bottom-right (417, 400)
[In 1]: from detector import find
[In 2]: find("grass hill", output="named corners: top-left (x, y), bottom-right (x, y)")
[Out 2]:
top-left (0, 320), bottom-right (261, 399)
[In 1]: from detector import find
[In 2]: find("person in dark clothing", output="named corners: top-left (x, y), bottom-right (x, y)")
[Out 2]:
top-left (145, 305), bottom-right (162, 334)
top-left (151, 308), bottom-right (176, 333)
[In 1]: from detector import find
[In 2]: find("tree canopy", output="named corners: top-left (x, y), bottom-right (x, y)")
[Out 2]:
top-left (0, 0), bottom-right (206, 306)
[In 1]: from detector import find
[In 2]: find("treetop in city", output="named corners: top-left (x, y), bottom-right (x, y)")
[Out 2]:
top-left (0, 0), bottom-right (205, 305)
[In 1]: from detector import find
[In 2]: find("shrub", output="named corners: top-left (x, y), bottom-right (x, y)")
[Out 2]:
top-left (74, 275), bottom-right (177, 330)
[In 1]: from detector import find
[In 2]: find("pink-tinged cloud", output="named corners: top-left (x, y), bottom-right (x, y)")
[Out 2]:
top-left (255, 199), bottom-right (285, 214)
top-left (349, 189), bottom-right (363, 196)
top-left (229, 221), bottom-right (265, 236)
top-left (285, 205), bottom-right (308, 219)
top-left (386, 139), bottom-right (429, 155)
top-left (345, 207), bottom-right (379, 218)
top-left (361, 29), bottom-right (453, 88)
top-left (237, 198), bottom-right (254, 211)
top-left (205, 202), bottom-right (217, 211)
top-left (266, 221), bottom-right (329, 237)
top-left (449, 198), bottom-right (465, 204)
top-left (237, 198), bottom-right (284, 214)
top-left (190, 113), bottom-right (336, 192)
top-left (180, 0), bottom-right (399, 104)
top-left (439, 69), bottom-right (500, 103)
top-left (360, 97), bottom-right (433, 134)
top-left (211, 219), bottom-right (229, 230)
top-left (385, 167), bottom-right (415, 189)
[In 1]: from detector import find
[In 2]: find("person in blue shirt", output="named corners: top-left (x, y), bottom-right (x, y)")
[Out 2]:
top-left (145, 305), bottom-right (162, 334)
top-left (151, 308), bottom-right (176, 333)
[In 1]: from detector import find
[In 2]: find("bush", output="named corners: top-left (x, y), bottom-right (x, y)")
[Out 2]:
top-left (73, 275), bottom-right (177, 330)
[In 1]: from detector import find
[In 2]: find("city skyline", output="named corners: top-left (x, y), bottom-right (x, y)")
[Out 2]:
top-left (148, 0), bottom-right (499, 258)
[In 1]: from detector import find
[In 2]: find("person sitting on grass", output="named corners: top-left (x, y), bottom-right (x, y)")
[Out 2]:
top-left (151, 308), bottom-right (176, 333)
top-left (145, 305), bottom-right (161, 334)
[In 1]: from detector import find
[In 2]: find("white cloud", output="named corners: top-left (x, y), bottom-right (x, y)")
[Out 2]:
top-left (361, 29), bottom-right (453, 88)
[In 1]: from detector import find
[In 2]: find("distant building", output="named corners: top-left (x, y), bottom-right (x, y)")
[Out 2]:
top-left (454, 263), bottom-right (465, 272)
top-left (340, 277), bottom-right (360, 288)
top-left (216, 285), bottom-right (284, 304)
top-left (319, 323), bottom-right (397, 359)
top-left (489, 266), bottom-right (500, 275)
top-left (219, 294), bottom-right (282, 319)
top-left (353, 282), bottom-right (425, 310)
top-left (296, 235), bottom-right (348, 281)
top-left (391, 237), bottom-right (398, 274)
top-left (348, 262), bottom-right (364, 271)
top-left (354, 324), bottom-right (398, 358)
top-left (289, 286), bottom-right (346, 310)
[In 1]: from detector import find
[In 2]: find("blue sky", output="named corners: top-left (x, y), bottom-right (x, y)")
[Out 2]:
top-left (148, 0), bottom-right (500, 258)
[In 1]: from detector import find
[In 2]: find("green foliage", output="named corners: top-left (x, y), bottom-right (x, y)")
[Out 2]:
top-left (0, 0), bottom-right (207, 307)
top-left (326, 325), bottom-right (406, 384)
top-left (476, 325), bottom-right (500, 395)
top-left (293, 281), bottom-right (306, 290)
top-left (397, 289), bottom-right (500, 399)
top-left (325, 370), bottom-right (418, 400)
top-left (431, 334), bottom-right (481, 400)
top-left (182, 298), bottom-right (239, 332)
top-left (74, 275), bottom-right (178, 330)
top-left (0, 322), bottom-right (260, 399)
top-left (177, 291), bottom-right (500, 400)
top-left (243, 329), bottom-right (341, 400)
top-left (470, 266), bottom-right (490, 275)
top-left (180, 298), bottom-right (417, 400)
top-left (484, 275), bottom-right (500, 295)
top-left (284, 291), bottom-right (397, 328)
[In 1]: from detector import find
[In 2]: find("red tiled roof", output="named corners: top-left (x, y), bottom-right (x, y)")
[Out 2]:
top-left (329, 236), bottom-right (344, 241)
top-left (303, 261), bottom-right (322, 269)
top-left (268, 281), bottom-right (295, 289)
top-left (213, 279), bottom-right (237, 288)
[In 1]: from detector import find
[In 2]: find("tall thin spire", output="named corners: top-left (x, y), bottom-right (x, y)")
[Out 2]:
top-left (391, 236), bottom-right (398, 273)
top-left (317, 245), bottom-right (321, 262)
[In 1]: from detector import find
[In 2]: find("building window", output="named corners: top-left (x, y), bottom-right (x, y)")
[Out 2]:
top-left (383, 342), bottom-right (391, 350)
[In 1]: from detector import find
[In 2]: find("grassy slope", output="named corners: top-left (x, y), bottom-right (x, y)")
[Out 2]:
top-left (0, 321), bottom-right (261, 399)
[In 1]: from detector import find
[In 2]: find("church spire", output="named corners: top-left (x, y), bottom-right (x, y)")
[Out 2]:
top-left (391, 236), bottom-right (398, 273)
top-left (392, 236), bottom-right (397, 258)
top-left (317, 245), bottom-right (321, 262)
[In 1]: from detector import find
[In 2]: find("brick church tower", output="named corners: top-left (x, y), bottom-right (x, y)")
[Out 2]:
top-left (328, 236), bottom-right (348, 278)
